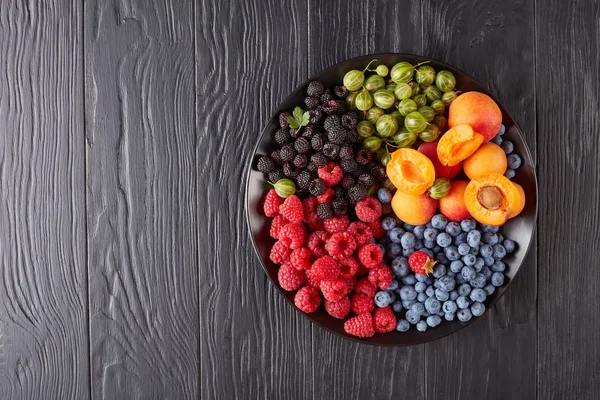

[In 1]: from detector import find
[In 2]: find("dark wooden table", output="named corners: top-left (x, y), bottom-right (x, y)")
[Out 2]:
top-left (0, 0), bottom-right (598, 399)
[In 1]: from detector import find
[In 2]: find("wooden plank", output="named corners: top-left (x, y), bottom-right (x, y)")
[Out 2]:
top-left (84, 1), bottom-right (198, 398)
top-left (536, 1), bottom-right (600, 398)
top-left (421, 1), bottom-right (537, 398)
top-left (196, 1), bottom-right (314, 398)
top-left (0, 1), bottom-right (89, 399)
top-left (308, 1), bottom-right (425, 399)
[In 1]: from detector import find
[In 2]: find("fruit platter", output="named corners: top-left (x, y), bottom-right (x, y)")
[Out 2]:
top-left (246, 54), bottom-right (537, 345)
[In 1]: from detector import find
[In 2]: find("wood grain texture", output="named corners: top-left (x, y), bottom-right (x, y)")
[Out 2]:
top-left (196, 1), bottom-right (315, 399)
top-left (536, 1), bottom-right (600, 399)
top-left (308, 2), bottom-right (425, 399)
top-left (0, 1), bottom-right (89, 399)
top-left (84, 0), bottom-right (198, 398)
top-left (421, 1), bottom-right (538, 398)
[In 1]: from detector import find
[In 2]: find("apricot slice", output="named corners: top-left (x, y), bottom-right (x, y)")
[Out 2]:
top-left (463, 142), bottom-right (508, 179)
top-left (418, 140), bottom-right (462, 179)
top-left (387, 148), bottom-right (436, 195)
top-left (439, 180), bottom-right (471, 222)
top-left (437, 125), bottom-right (484, 167)
top-left (464, 173), bottom-right (522, 226)
top-left (509, 182), bottom-right (526, 218)
top-left (448, 91), bottom-right (502, 141)
top-left (391, 190), bottom-right (437, 225)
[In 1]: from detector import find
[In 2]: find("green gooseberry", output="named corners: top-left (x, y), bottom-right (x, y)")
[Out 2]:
top-left (442, 91), bottom-right (457, 104)
top-left (398, 98), bottom-right (417, 117)
top-left (376, 65), bottom-right (389, 77)
top-left (346, 91), bottom-right (358, 110)
top-left (392, 130), bottom-right (417, 148)
top-left (386, 82), bottom-right (397, 91)
top-left (431, 99), bottom-right (445, 114)
top-left (428, 178), bottom-right (451, 199)
top-left (404, 111), bottom-right (427, 133)
top-left (366, 107), bottom-right (385, 124)
top-left (419, 106), bottom-right (435, 122)
top-left (419, 123), bottom-right (441, 142)
top-left (273, 179), bottom-right (296, 198)
top-left (424, 85), bottom-right (442, 102)
top-left (394, 83), bottom-right (413, 100)
top-left (411, 83), bottom-right (421, 97)
top-left (380, 148), bottom-right (391, 166)
top-left (357, 120), bottom-right (375, 138)
top-left (376, 114), bottom-right (399, 138)
top-left (390, 61), bottom-right (415, 84)
top-left (435, 70), bottom-right (456, 92)
top-left (356, 89), bottom-right (374, 111)
top-left (433, 115), bottom-right (448, 131)
top-left (363, 136), bottom-right (383, 152)
top-left (390, 110), bottom-right (404, 125)
top-left (416, 65), bottom-right (436, 86)
top-left (343, 70), bottom-right (365, 92)
top-left (365, 74), bottom-right (386, 92)
top-left (413, 94), bottom-right (427, 108)
top-left (373, 89), bottom-right (396, 109)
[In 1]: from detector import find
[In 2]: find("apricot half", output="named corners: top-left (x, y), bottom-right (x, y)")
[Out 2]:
top-left (463, 142), bottom-right (508, 179)
top-left (448, 91), bottom-right (502, 141)
top-left (464, 173), bottom-right (523, 226)
top-left (418, 140), bottom-right (462, 179)
top-left (437, 125), bottom-right (484, 167)
top-left (387, 148), bottom-right (436, 195)
top-left (391, 190), bottom-right (437, 225)
top-left (510, 182), bottom-right (526, 218)
top-left (439, 180), bottom-right (471, 222)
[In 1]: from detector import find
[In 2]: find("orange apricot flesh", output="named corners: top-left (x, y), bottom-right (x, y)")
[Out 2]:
top-left (464, 173), bottom-right (522, 226)
top-left (437, 124), bottom-right (484, 167)
top-left (387, 148), bottom-right (436, 195)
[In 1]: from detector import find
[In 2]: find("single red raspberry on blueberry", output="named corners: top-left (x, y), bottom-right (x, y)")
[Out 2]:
top-left (323, 215), bottom-right (349, 233)
top-left (269, 240), bottom-right (291, 264)
top-left (263, 189), bottom-right (283, 217)
top-left (368, 265), bottom-right (393, 290)
top-left (317, 187), bottom-right (335, 204)
top-left (320, 278), bottom-right (347, 302)
top-left (307, 231), bottom-right (331, 257)
top-left (279, 222), bottom-right (305, 249)
top-left (346, 222), bottom-right (373, 246)
top-left (373, 306), bottom-right (397, 333)
top-left (354, 278), bottom-right (378, 297)
top-left (324, 296), bottom-right (351, 319)
top-left (269, 215), bottom-right (288, 239)
top-left (408, 251), bottom-right (437, 275)
top-left (338, 256), bottom-right (359, 278)
top-left (358, 243), bottom-right (383, 268)
top-left (344, 313), bottom-right (375, 338)
top-left (351, 292), bottom-right (375, 314)
top-left (278, 262), bottom-right (306, 291)
top-left (368, 220), bottom-right (386, 239)
top-left (289, 247), bottom-right (312, 271)
top-left (318, 162), bottom-right (344, 186)
top-left (294, 286), bottom-right (322, 313)
top-left (325, 232), bottom-right (357, 259)
top-left (355, 196), bottom-right (382, 223)
top-left (279, 195), bottom-right (304, 223)
top-left (310, 255), bottom-right (340, 281)
top-left (342, 276), bottom-right (356, 294)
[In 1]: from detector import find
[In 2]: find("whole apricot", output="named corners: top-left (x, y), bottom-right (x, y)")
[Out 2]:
top-left (448, 91), bottom-right (502, 141)
top-left (391, 190), bottom-right (437, 226)
top-left (439, 180), bottom-right (471, 222)
top-left (463, 142), bottom-right (508, 179)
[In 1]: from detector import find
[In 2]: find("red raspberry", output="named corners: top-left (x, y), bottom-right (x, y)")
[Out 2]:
top-left (289, 247), bottom-right (312, 271)
top-left (338, 256), bottom-right (359, 278)
top-left (307, 231), bottom-right (330, 257)
top-left (269, 215), bottom-right (288, 239)
top-left (278, 262), bottom-right (306, 291)
top-left (351, 292), bottom-right (374, 314)
top-left (356, 264), bottom-right (370, 276)
top-left (279, 222), bottom-right (305, 249)
top-left (368, 264), bottom-right (393, 290)
top-left (358, 243), bottom-right (383, 268)
top-left (344, 313), bottom-right (375, 338)
top-left (342, 276), bottom-right (356, 294)
top-left (279, 195), bottom-right (304, 223)
top-left (373, 306), bottom-right (396, 333)
top-left (368, 220), bottom-right (386, 239)
top-left (269, 240), bottom-right (291, 264)
top-left (307, 217), bottom-right (324, 231)
top-left (323, 215), bottom-right (349, 233)
top-left (320, 278), bottom-right (347, 302)
top-left (318, 162), bottom-right (343, 186)
top-left (302, 197), bottom-right (319, 221)
top-left (294, 286), bottom-right (321, 313)
top-left (263, 189), bottom-right (283, 217)
top-left (346, 222), bottom-right (373, 246)
top-left (325, 232), bottom-right (357, 259)
top-left (317, 187), bottom-right (335, 204)
top-left (354, 278), bottom-right (377, 297)
top-left (305, 268), bottom-right (320, 288)
top-left (324, 296), bottom-right (351, 319)
top-left (310, 255), bottom-right (340, 281)
top-left (355, 196), bottom-right (382, 223)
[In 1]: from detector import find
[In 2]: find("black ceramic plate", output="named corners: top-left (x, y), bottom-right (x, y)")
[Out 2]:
top-left (246, 53), bottom-right (538, 346)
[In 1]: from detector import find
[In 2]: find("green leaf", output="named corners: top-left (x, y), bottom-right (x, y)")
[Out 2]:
top-left (300, 111), bottom-right (310, 127)
top-left (288, 115), bottom-right (299, 129)
top-left (292, 106), bottom-right (304, 123)
top-left (287, 106), bottom-right (308, 130)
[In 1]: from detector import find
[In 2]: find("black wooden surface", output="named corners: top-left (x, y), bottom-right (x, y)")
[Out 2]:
top-left (0, 0), bottom-right (598, 399)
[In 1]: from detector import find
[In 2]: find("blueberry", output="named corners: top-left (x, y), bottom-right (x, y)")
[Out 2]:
top-left (450, 290), bottom-right (459, 301)
top-left (461, 218), bottom-right (477, 232)
top-left (381, 215), bottom-right (397, 230)
top-left (402, 275), bottom-right (416, 286)
top-left (450, 260), bottom-right (464, 273)
top-left (385, 243), bottom-right (399, 258)
top-left (458, 283), bottom-right (471, 297)
top-left (387, 279), bottom-right (399, 291)
top-left (400, 232), bottom-right (416, 250)
top-left (425, 286), bottom-right (435, 297)
top-left (436, 232), bottom-right (452, 248)
top-left (470, 273), bottom-right (486, 289)
top-left (458, 243), bottom-right (471, 256)
top-left (497, 124), bottom-right (506, 136)
top-left (491, 272), bottom-right (505, 287)
top-left (424, 228), bottom-right (438, 241)
top-left (479, 244), bottom-right (493, 258)
top-left (492, 135), bottom-right (504, 146)
top-left (392, 300), bottom-right (403, 313)
top-left (411, 302), bottom-right (425, 316)
top-left (415, 240), bottom-right (425, 250)
top-left (445, 312), bottom-right (456, 321)
top-left (467, 230), bottom-right (481, 247)
top-left (431, 214), bottom-right (448, 230)
top-left (432, 264), bottom-right (447, 278)
top-left (470, 245), bottom-right (480, 255)
top-left (503, 239), bottom-right (516, 254)
top-left (427, 315), bottom-right (442, 327)
top-left (425, 297), bottom-right (441, 313)
top-left (482, 266), bottom-right (493, 280)
top-left (424, 240), bottom-right (436, 249)
top-left (457, 308), bottom-right (473, 322)
top-left (400, 285), bottom-right (418, 301)
top-left (493, 244), bottom-right (507, 259)
top-left (402, 248), bottom-right (414, 258)
top-left (377, 188), bottom-right (392, 204)
top-left (416, 320), bottom-right (428, 331)
top-left (497, 233), bottom-right (504, 243)
top-left (391, 257), bottom-right (410, 278)
top-left (406, 310), bottom-right (420, 325)
top-left (483, 284), bottom-right (496, 296)
top-left (444, 246), bottom-right (461, 261)
top-left (435, 252), bottom-right (450, 265)
top-left (437, 276), bottom-right (456, 292)
top-left (435, 289), bottom-right (449, 302)
top-left (471, 302), bottom-right (486, 317)
top-left (481, 224), bottom-right (499, 234)
top-left (445, 222), bottom-right (462, 237)
top-left (374, 291), bottom-right (392, 308)
top-left (415, 273), bottom-right (428, 282)
top-left (433, 245), bottom-right (443, 254)
top-left (417, 292), bottom-right (428, 302)
top-left (396, 319), bottom-right (410, 332)
top-left (456, 296), bottom-right (470, 309)
top-left (388, 291), bottom-right (397, 303)
top-left (483, 256), bottom-right (495, 267)
top-left (491, 261), bottom-right (505, 272)
top-left (454, 232), bottom-right (467, 245)
top-left (403, 223), bottom-right (415, 232)
top-left (402, 300), bottom-right (415, 310)
top-left (443, 300), bottom-right (458, 314)
top-left (482, 232), bottom-right (499, 246)
top-left (470, 288), bottom-right (487, 302)
top-left (462, 254), bottom-right (476, 266)
top-left (446, 271), bottom-right (456, 279)
top-left (388, 227), bottom-right (405, 243)
top-left (456, 274), bottom-right (467, 284)
top-left (473, 257), bottom-right (485, 271)
top-left (412, 225), bottom-right (426, 240)
top-left (461, 266), bottom-right (476, 281)
top-left (501, 140), bottom-right (514, 154)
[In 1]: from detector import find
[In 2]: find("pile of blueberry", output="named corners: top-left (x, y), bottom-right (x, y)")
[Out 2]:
top-left (371, 199), bottom-right (515, 332)
top-left (492, 125), bottom-right (522, 179)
